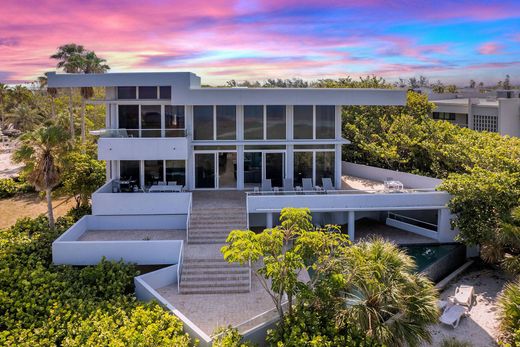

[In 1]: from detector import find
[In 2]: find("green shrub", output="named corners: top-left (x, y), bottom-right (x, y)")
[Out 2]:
top-left (0, 209), bottom-right (191, 346)
top-left (440, 338), bottom-right (472, 347)
top-left (0, 177), bottom-right (33, 198)
top-left (498, 278), bottom-right (520, 346)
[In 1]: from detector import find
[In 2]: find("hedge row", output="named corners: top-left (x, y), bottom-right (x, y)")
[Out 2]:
top-left (0, 177), bottom-right (33, 199)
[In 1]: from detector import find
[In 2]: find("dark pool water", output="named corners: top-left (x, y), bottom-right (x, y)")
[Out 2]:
top-left (401, 244), bottom-right (460, 272)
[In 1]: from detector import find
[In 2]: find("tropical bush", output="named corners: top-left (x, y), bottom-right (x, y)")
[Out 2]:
top-left (0, 177), bottom-right (33, 198)
top-left (498, 279), bottom-right (520, 346)
top-left (0, 208), bottom-right (191, 346)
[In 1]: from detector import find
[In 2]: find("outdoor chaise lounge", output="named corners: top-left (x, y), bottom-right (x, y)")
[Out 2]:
top-left (283, 178), bottom-right (294, 192)
top-left (322, 178), bottom-right (335, 191)
top-left (440, 304), bottom-right (468, 328)
top-left (261, 179), bottom-right (273, 192)
top-left (302, 178), bottom-right (314, 191)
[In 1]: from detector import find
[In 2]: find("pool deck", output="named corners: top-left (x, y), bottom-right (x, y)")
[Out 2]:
top-left (354, 219), bottom-right (436, 244)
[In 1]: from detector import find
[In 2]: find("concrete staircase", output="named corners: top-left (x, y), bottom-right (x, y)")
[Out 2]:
top-left (179, 191), bottom-right (250, 295)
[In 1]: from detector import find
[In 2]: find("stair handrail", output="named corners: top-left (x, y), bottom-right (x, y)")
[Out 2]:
top-left (177, 240), bottom-right (184, 293)
top-left (186, 193), bottom-right (192, 243)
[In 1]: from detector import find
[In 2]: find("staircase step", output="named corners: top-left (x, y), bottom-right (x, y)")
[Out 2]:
top-left (182, 268), bottom-right (249, 275)
top-left (182, 262), bottom-right (244, 269)
top-left (189, 240), bottom-right (227, 245)
top-left (183, 258), bottom-right (229, 263)
top-left (181, 274), bottom-right (249, 282)
top-left (180, 280), bottom-right (249, 289)
top-left (180, 287), bottom-right (250, 295)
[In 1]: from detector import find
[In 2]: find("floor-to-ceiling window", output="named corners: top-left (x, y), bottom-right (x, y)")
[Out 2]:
top-left (193, 106), bottom-right (214, 140)
top-left (294, 152), bottom-right (313, 186)
top-left (165, 106), bottom-right (185, 137)
top-left (118, 105), bottom-right (139, 137)
top-left (315, 105), bottom-right (335, 139)
top-left (293, 105), bottom-right (313, 139)
top-left (315, 151), bottom-right (335, 186)
top-left (166, 160), bottom-right (186, 186)
top-left (141, 105), bottom-right (161, 137)
top-left (244, 152), bottom-right (262, 186)
top-left (265, 152), bottom-right (284, 187)
top-left (195, 153), bottom-right (215, 188)
top-left (216, 106), bottom-right (236, 140)
top-left (119, 160), bottom-right (140, 184)
top-left (218, 152), bottom-right (237, 188)
top-left (294, 146), bottom-right (336, 187)
top-left (266, 105), bottom-right (286, 139)
top-left (144, 160), bottom-right (164, 187)
top-left (243, 106), bottom-right (263, 140)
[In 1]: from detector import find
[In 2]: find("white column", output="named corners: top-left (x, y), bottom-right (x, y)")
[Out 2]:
top-left (237, 145), bottom-right (244, 190)
top-left (348, 211), bottom-right (355, 241)
top-left (286, 105), bottom-right (293, 140)
top-left (335, 144), bottom-right (342, 189)
top-left (286, 145), bottom-right (294, 180)
top-left (437, 208), bottom-right (458, 242)
top-left (186, 106), bottom-right (194, 190)
top-left (266, 213), bottom-right (273, 228)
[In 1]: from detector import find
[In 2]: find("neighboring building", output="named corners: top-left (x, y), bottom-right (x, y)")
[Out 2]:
top-left (432, 91), bottom-right (520, 137)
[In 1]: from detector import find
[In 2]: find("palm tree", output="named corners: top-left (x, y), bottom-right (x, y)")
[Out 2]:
top-left (0, 83), bottom-right (9, 129)
top-left (79, 51), bottom-right (109, 144)
top-left (38, 76), bottom-right (59, 120)
top-left (337, 239), bottom-right (439, 346)
top-left (13, 125), bottom-right (70, 229)
top-left (50, 44), bottom-right (85, 138)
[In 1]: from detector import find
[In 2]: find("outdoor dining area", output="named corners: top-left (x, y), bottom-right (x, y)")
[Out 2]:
top-left (111, 178), bottom-right (185, 193)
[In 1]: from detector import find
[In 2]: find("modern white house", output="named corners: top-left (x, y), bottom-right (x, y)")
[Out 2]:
top-left (432, 91), bottom-right (520, 137)
top-left (48, 71), bottom-right (461, 346)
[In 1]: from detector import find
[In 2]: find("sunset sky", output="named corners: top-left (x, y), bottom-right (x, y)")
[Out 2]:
top-left (1, 0), bottom-right (519, 85)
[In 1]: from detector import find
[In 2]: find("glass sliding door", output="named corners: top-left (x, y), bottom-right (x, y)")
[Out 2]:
top-left (218, 152), bottom-right (237, 188)
top-left (244, 152), bottom-right (262, 187)
top-left (166, 160), bottom-right (186, 186)
top-left (119, 160), bottom-right (140, 184)
top-left (195, 153), bottom-right (215, 188)
top-left (144, 160), bottom-right (164, 187)
top-left (315, 152), bottom-right (335, 187)
top-left (265, 152), bottom-right (284, 187)
top-left (294, 152), bottom-right (313, 186)
top-left (141, 105), bottom-right (161, 137)
top-left (118, 105), bottom-right (139, 137)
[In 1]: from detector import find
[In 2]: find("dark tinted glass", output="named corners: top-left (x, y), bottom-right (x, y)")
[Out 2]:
top-left (138, 86), bottom-right (157, 99)
top-left (266, 105), bottom-right (286, 139)
top-left (159, 86), bottom-right (171, 99)
top-left (316, 152), bottom-right (335, 186)
top-left (118, 105), bottom-right (139, 137)
top-left (293, 105), bottom-right (313, 139)
top-left (141, 105), bottom-right (161, 137)
top-left (216, 105), bottom-right (236, 140)
top-left (117, 87), bottom-right (136, 99)
top-left (244, 105), bottom-right (263, 140)
top-left (316, 105), bottom-right (335, 139)
top-left (166, 160), bottom-right (185, 186)
top-left (193, 106), bottom-right (214, 140)
top-left (195, 153), bottom-right (215, 188)
top-left (294, 152), bottom-right (313, 186)
top-left (244, 152), bottom-right (262, 185)
top-left (165, 105), bottom-right (185, 137)
top-left (144, 160), bottom-right (164, 186)
top-left (119, 161), bottom-right (140, 185)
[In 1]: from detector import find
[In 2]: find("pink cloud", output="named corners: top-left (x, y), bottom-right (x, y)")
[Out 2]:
top-left (478, 42), bottom-right (503, 55)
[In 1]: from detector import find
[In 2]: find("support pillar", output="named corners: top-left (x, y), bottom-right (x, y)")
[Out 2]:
top-left (266, 213), bottom-right (273, 228)
top-left (348, 211), bottom-right (355, 241)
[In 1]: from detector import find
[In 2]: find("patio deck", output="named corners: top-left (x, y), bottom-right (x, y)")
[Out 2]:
top-left (354, 218), bottom-right (436, 244)
top-left (341, 174), bottom-right (392, 191)
top-left (78, 229), bottom-right (185, 241)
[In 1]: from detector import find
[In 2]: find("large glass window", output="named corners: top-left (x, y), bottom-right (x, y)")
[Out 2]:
top-left (315, 152), bottom-right (335, 187)
top-left (244, 105), bottom-right (264, 140)
top-left (293, 105), bottom-right (313, 139)
top-left (119, 160), bottom-right (140, 186)
top-left (218, 152), bottom-right (237, 188)
top-left (216, 105), bottom-right (236, 140)
top-left (138, 86), bottom-right (157, 99)
top-left (195, 153), bottom-right (215, 188)
top-left (144, 160), bottom-right (163, 187)
top-left (244, 152), bottom-right (262, 186)
top-left (141, 105), bottom-right (161, 137)
top-left (166, 160), bottom-right (185, 186)
top-left (193, 106), bottom-right (214, 140)
top-left (315, 105), bottom-right (335, 139)
top-left (266, 105), bottom-right (286, 139)
top-left (159, 86), bottom-right (171, 99)
top-left (165, 106), bottom-right (185, 137)
top-left (118, 105), bottom-right (139, 137)
top-left (294, 152), bottom-right (313, 186)
top-left (117, 87), bottom-right (136, 99)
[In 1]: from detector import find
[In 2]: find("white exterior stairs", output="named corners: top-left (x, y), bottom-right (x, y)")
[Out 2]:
top-left (180, 192), bottom-right (250, 294)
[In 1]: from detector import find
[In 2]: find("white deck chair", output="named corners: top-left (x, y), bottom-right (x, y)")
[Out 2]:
top-left (440, 304), bottom-right (468, 328)
top-left (283, 178), bottom-right (294, 192)
top-left (452, 285), bottom-right (475, 307)
top-left (302, 178), bottom-right (314, 191)
top-left (322, 178), bottom-right (335, 191)
top-left (261, 179), bottom-right (273, 192)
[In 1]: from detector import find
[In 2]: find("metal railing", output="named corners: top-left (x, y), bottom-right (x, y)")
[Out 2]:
top-left (186, 193), bottom-right (192, 243)
top-left (91, 128), bottom-right (186, 138)
top-left (177, 241), bottom-right (184, 293)
top-left (387, 212), bottom-right (438, 231)
top-left (246, 187), bottom-right (438, 197)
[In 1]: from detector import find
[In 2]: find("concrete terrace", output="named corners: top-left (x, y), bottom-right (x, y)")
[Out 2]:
top-left (78, 229), bottom-right (185, 241)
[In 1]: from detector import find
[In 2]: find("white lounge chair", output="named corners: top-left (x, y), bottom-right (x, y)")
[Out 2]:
top-left (302, 178), bottom-right (313, 191)
top-left (261, 179), bottom-right (273, 192)
top-left (452, 285), bottom-right (475, 307)
top-left (440, 304), bottom-right (468, 328)
top-left (283, 178), bottom-right (294, 192)
top-left (322, 178), bottom-right (335, 191)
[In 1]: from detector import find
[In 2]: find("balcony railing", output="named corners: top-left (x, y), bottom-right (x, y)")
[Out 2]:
top-left (91, 128), bottom-right (186, 138)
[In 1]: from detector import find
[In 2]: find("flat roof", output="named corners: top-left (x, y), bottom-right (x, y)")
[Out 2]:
top-left (434, 98), bottom-right (499, 107)
top-left (46, 71), bottom-right (407, 106)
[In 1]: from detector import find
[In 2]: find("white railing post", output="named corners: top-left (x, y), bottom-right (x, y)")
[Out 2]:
top-left (177, 242), bottom-right (183, 293)
top-left (248, 258), bottom-right (252, 292)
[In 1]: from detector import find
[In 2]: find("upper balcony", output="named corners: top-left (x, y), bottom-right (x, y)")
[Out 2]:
top-left (92, 128), bottom-right (188, 160)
